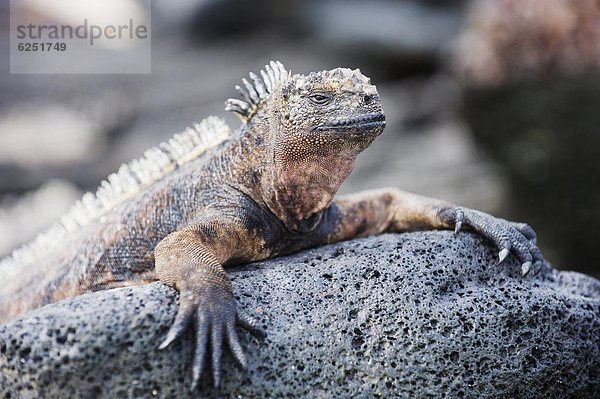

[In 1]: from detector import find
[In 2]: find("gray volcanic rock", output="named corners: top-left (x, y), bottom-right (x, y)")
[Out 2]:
top-left (1, 231), bottom-right (599, 398)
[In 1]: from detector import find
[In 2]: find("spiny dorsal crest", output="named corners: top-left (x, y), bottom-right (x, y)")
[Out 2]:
top-left (0, 116), bottom-right (230, 270)
top-left (225, 60), bottom-right (289, 122)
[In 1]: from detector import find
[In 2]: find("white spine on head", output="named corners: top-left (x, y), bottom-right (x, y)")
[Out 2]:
top-left (225, 60), bottom-right (290, 121)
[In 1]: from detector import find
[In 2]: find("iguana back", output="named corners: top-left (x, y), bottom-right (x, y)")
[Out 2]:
top-left (0, 116), bottom-right (231, 321)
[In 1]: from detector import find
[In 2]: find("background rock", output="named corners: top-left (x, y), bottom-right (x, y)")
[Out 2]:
top-left (461, 73), bottom-right (600, 278)
top-left (453, 0), bottom-right (600, 275)
top-left (1, 231), bottom-right (599, 398)
top-left (303, 0), bottom-right (465, 62)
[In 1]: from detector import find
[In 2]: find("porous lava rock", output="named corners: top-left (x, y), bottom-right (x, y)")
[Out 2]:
top-left (1, 231), bottom-right (599, 398)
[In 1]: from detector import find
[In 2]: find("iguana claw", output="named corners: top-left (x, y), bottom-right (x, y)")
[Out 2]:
top-left (454, 208), bottom-right (465, 235)
top-left (237, 309), bottom-right (266, 338)
top-left (532, 260), bottom-right (544, 276)
top-left (498, 248), bottom-right (510, 263)
top-left (448, 207), bottom-right (547, 276)
top-left (158, 284), bottom-right (263, 391)
top-left (521, 261), bottom-right (533, 277)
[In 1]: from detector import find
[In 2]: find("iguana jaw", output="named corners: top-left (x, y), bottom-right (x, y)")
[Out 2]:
top-left (315, 112), bottom-right (386, 131)
top-left (313, 112), bottom-right (386, 139)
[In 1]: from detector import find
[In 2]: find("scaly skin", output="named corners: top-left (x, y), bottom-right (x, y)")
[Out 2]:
top-left (0, 62), bottom-right (546, 390)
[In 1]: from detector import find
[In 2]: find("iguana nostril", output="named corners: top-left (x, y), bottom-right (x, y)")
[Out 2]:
top-left (363, 95), bottom-right (372, 105)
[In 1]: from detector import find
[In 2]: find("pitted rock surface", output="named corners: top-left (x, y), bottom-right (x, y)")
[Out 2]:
top-left (1, 231), bottom-right (599, 398)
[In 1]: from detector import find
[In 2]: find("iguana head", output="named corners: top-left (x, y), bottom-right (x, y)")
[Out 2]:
top-left (277, 67), bottom-right (385, 145)
top-left (226, 62), bottom-right (385, 231)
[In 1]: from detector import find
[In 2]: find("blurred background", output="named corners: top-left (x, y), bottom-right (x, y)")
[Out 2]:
top-left (0, 0), bottom-right (598, 277)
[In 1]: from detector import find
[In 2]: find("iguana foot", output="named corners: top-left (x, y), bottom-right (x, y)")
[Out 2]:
top-left (158, 284), bottom-right (264, 390)
top-left (448, 207), bottom-right (546, 276)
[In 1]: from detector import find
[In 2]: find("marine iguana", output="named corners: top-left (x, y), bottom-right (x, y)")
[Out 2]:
top-left (0, 61), bottom-right (546, 390)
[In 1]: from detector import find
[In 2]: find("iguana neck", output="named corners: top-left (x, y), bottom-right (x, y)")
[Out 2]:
top-left (267, 143), bottom-right (355, 232)
top-left (226, 110), bottom-right (353, 233)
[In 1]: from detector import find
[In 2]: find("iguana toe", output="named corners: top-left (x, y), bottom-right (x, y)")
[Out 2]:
top-left (237, 309), bottom-right (266, 338)
top-left (516, 222), bottom-right (537, 243)
top-left (227, 319), bottom-right (248, 369)
top-left (158, 303), bottom-right (195, 350)
top-left (191, 312), bottom-right (209, 391)
top-left (532, 260), bottom-right (544, 276)
top-left (211, 322), bottom-right (224, 388)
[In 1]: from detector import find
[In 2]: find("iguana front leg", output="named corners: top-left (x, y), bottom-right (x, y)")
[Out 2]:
top-left (154, 218), bottom-right (265, 390)
top-left (318, 188), bottom-right (545, 275)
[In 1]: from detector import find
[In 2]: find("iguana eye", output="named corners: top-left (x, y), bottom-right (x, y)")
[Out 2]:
top-left (308, 93), bottom-right (333, 105)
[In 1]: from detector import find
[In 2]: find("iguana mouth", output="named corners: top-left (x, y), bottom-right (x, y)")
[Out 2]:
top-left (317, 113), bottom-right (386, 131)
